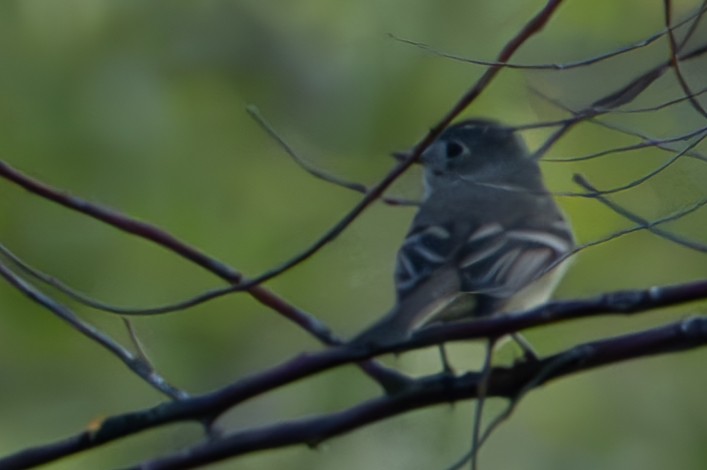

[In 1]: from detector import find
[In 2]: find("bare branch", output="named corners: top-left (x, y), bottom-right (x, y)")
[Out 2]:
top-left (3, 279), bottom-right (707, 469)
top-left (533, 87), bottom-right (707, 167)
top-left (0, 161), bottom-right (241, 282)
top-left (120, 318), bottom-right (707, 469)
top-left (664, 0), bottom-right (707, 118)
top-left (246, 105), bottom-right (419, 206)
top-left (528, 40), bottom-right (707, 162)
top-left (0, 261), bottom-right (187, 400)
top-left (528, 19), bottom-right (707, 162)
top-left (587, 118), bottom-right (707, 163)
top-left (0, 160), bottom-right (330, 339)
top-left (573, 174), bottom-right (707, 253)
top-left (556, 131), bottom-right (707, 198)
top-left (0, 161), bottom-right (407, 391)
top-left (544, 125), bottom-right (707, 162)
top-left (246, 106), bottom-right (364, 192)
top-left (573, 195), bottom-right (707, 252)
top-left (529, 64), bottom-right (670, 160)
top-left (603, 85), bottom-right (707, 114)
top-left (390, 3), bottom-right (706, 71)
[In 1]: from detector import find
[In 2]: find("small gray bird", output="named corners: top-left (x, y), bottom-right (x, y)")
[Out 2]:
top-left (352, 119), bottom-right (574, 348)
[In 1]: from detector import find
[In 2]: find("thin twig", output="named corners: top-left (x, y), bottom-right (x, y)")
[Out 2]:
top-left (0, 261), bottom-right (187, 400)
top-left (389, 4), bottom-right (706, 71)
top-left (573, 196), bottom-right (707, 252)
top-left (529, 63), bottom-right (670, 161)
top-left (601, 85), bottom-right (707, 114)
top-left (574, 174), bottom-right (707, 253)
top-left (122, 318), bottom-right (152, 365)
top-left (544, 125), bottom-right (707, 162)
top-left (532, 87), bottom-right (707, 165)
top-left (246, 105), bottom-right (418, 206)
top-left (664, 0), bottom-right (707, 118)
top-left (586, 118), bottom-right (707, 163)
top-left (0, 241), bottom-right (184, 314)
top-left (557, 131), bottom-right (707, 197)
top-left (447, 348), bottom-right (582, 470)
top-left (528, 5), bottom-right (707, 162)
top-left (477, 347), bottom-right (584, 448)
top-left (0, 160), bottom-right (407, 390)
top-left (470, 338), bottom-right (496, 470)
top-left (247, 104), bottom-right (367, 192)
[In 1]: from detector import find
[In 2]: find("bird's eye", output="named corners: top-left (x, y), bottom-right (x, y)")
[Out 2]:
top-left (446, 141), bottom-right (466, 158)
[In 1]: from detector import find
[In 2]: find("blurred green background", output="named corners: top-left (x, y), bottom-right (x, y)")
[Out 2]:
top-left (1, 0), bottom-right (706, 469)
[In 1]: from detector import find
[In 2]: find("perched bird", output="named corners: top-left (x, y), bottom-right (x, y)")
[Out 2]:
top-left (352, 119), bottom-right (574, 348)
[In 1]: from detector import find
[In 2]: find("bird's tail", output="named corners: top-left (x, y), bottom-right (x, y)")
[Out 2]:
top-left (349, 308), bottom-right (411, 349)
top-left (349, 300), bottom-right (434, 349)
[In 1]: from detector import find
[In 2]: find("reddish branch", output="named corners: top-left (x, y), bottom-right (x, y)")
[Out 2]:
top-left (664, 0), bottom-right (707, 119)
top-left (0, 159), bottom-right (408, 389)
top-left (0, 161), bottom-right (240, 282)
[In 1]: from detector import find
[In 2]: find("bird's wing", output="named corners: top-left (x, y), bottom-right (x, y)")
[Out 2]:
top-left (456, 222), bottom-right (573, 300)
top-left (393, 223), bottom-right (459, 294)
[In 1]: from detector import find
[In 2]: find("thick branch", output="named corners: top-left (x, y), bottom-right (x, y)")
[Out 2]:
top-left (3, 279), bottom-right (706, 469)
top-left (119, 318), bottom-right (707, 469)
top-left (12, 317), bottom-right (707, 470)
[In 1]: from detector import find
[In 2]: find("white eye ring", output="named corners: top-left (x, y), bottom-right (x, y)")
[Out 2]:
top-left (446, 140), bottom-right (467, 158)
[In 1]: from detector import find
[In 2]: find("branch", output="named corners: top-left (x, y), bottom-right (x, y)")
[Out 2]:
top-left (557, 131), bottom-right (707, 198)
top-left (572, 194), bottom-right (707, 252)
top-left (0, 260), bottom-right (187, 400)
top-left (128, 317), bottom-right (707, 469)
top-left (574, 174), bottom-right (707, 253)
top-left (664, 0), bottom-right (707, 118)
top-left (390, 3), bottom-right (706, 71)
top-left (0, 161), bottom-right (241, 282)
top-left (3, 279), bottom-right (707, 469)
top-left (532, 86), bottom-right (707, 170)
top-left (543, 125), bottom-right (707, 162)
top-left (246, 105), bottom-right (418, 207)
top-left (606, 85), bottom-right (707, 114)
top-left (0, 160), bottom-right (322, 336)
top-left (0, 160), bottom-right (407, 390)
top-left (529, 30), bottom-right (707, 161)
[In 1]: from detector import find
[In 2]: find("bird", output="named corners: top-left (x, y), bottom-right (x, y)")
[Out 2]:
top-left (351, 119), bottom-right (574, 349)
